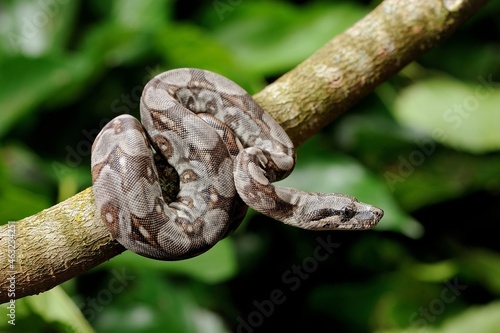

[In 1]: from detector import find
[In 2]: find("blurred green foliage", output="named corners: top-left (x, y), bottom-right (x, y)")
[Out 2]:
top-left (0, 0), bottom-right (499, 332)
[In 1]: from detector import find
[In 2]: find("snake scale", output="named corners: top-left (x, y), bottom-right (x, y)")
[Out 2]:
top-left (91, 68), bottom-right (383, 260)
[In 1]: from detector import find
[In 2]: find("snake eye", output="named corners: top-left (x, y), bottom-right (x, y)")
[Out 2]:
top-left (342, 205), bottom-right (356, 220)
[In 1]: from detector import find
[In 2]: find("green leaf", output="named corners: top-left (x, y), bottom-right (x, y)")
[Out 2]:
top-left (377, 301), bottom-right (500, 333)
top-left (0, 145), bottom-right (52, 221)
top-left (0, 56), bottom-right (74, 138)
top-left (26, 286), bottom-right (95, 333)
top-left (92, 272), bottom-right (228, 333)
top-left (111, 0), bottom-right (172, 31)
top-left (101, 237), bottom-right (237, 283)
top-left (153, 23), bottom-right (262, 93)
top-left (309, 276), bottom-right (427, 332)
top-left (436, 301), bottom-right (500, 333)
top-left (384, 147), bottom-right (500, 211)
top-left (77, 22), bottom-right (154, 68)
top-left (406, 261), bottom-right (459, 283)
top-left (0, 184), bottom-right (51, 221)
top-left (393, 76), bottom-right (500, 153)
top-left (460, 249), bottom-right (500, 295)
top-left (211, 2), bottom-right (367, 75)
top-left (0, 0), bottom-right (78, 56)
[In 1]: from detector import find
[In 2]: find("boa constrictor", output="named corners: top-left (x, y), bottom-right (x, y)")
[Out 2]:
top-left (91, 68), bottom-right (383, 260)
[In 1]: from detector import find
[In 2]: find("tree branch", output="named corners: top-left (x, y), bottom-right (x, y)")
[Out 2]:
top-left (0, 0), bottom-right (486, 303)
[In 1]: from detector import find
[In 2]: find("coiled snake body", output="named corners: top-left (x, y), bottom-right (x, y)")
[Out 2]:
top-left (91, 68), bottom-right (383, 260)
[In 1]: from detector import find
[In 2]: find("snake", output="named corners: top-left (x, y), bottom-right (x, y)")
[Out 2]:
top-left (91, 68), bottom-right (383, 260)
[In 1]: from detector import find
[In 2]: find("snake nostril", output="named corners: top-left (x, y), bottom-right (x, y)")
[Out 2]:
top-left (373, 207), bottom-right (384, 220)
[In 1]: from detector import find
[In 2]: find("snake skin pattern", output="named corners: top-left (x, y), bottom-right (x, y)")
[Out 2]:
top-left (91, 68), bottom-right (383, 260)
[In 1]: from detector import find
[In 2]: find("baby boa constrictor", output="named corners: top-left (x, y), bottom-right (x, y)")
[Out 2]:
top-left (91, 68), bottom-right (383, 260)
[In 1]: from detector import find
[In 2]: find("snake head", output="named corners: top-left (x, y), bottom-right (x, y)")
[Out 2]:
top-left (289, 193), bottom-right (384, 231)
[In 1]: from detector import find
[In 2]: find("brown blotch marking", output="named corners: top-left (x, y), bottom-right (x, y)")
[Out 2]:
top-left (208, 187), bottom-right (236, 213)
top-left (110, 153), bottom-right (158, 192)
top-left (198, 113), bottom-right (242, 157)
top-left (120, 154), bottom-right (159, 186)
top-left (199, 185), bottom-right (220, 206)
top-left (221, 93), bottom-right (247, 112)
top-left (152, 78), bottom-right (180, 98)
top-left (107, 147), bottom-right (126, 173)
top-left (129, 213), bottom-right (164, 248)
top-left (180, 169), bottom-right (198, 183)
top-left (188, 70), bottom-right (216, 91)
top-left (204, 98), bottom-right (217, 113)
top-left (151, 77), bottom-right (173, 94)
top-left (266, 191), bottom-right (295, 220)
top-left (178, 196), bottom-right (194, 208)
top-left (100, 201), bottom-right (121, 237)
top-left (245, 176), bottom-right (296, 221)
top-left (226, 93), bottom-right (266, 121)
top-left (208, 186), bottom-right (219, 205)
top-left (186, 143), bottom-right (205, 163)
top-left (177, 217), bottom-right (205, 237)
top-left (110, 118), bottom-right (124, 134)
top-left (91, 162), bottom-right (106, 183)
top-left (187, 136), bottom-right (232, 173)
top-left (188, 78), bottom-right (212, 95)
top-left (127, 116), bottom-right (144, 132)
top-left (149, 109), bottom-right (171, 131)
top-left (154, 135), bottom-right (174, 158)
top-left (253, 117), bottom-right (272, 137)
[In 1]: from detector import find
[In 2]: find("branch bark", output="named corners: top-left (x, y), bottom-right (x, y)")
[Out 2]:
top-left (0, 0), bottom-right (486, 303)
